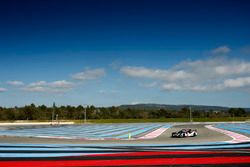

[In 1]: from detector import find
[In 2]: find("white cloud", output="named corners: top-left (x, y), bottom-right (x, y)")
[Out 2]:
top-left (215, 62), bottom-right (250, 75)
top-left (162, 83), bottom-right (181, 91)
top-left (17, 68), bottom-right (106, 94)
top-left (212, 45), bottom-right (231, 55)
top-left (22, 86), bottom-right (47, 92)
top-left (121, 57), bottom-right (250, 92)
top-left (22, 80), bottom-right (74, 93)
top-left (142, 82), bottom-right (158, 88)
top-left (29, 81), bottom-right (47, 87)
top-left (7, 80), bottom-right (24, 86)
top-left (49, 80), bottom-right (73, 88)
top-left (120, 66), bottom-right (193, 81)
top-left (189, 85), bottom-right (210, 91)
top-left (7, 68), bottom-right (106, 94)
top-left (223, 77), bottom-right (250, 88)
top-left (0, 88), bottom-right (7, 92)
top-left (72, 68), bottom-right (106, 80)
top-left (161, 83), bottom-right (209, 92)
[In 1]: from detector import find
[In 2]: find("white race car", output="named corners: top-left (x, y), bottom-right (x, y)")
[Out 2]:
top-left (171, 129), bottom-right (198, 138)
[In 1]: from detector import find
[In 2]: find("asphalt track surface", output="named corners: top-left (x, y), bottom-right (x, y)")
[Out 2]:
top-left (0, 123), bottom-right (249, 166)
top-left (0, 124), bottom-right (232, 144)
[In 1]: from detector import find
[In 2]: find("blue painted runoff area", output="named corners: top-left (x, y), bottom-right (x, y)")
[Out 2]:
top-left (215, 123), bottom-right (250, 135)
top-left (0, 123), bottom-right (172, 139)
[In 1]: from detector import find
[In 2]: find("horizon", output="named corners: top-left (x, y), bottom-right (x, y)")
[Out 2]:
top-left (1, 0), bottom-right (250, 108)
top-left (1, 102), bottom-right (249, 110)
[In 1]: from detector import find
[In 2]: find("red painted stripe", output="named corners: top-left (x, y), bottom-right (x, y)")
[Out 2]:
top-left (1, 156), bottom-right (249, 167)
top-left (87, 151), bottom-right (229, 157)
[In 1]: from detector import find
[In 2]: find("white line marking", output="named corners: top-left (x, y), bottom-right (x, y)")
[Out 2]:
top-left (205, 125), bottom-right (250, 143)
top-left (138, 128), bottom-right (168, 139)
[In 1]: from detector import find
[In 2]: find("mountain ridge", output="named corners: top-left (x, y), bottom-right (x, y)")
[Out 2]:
top-left (118, 103), bottom-right (250, 112)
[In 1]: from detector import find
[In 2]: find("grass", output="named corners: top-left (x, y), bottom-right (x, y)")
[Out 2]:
top-left (1, 117), bottom-right (250, 124)
top-left (86, 117), bottom-right (250, 123)
top-left (192, 117), bottom-right (250, 122)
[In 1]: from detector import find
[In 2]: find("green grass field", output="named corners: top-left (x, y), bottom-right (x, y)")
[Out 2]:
top-left (1, 117), bottom-right (249, 124)
top-left (85, 117), bottom-right (250, 123)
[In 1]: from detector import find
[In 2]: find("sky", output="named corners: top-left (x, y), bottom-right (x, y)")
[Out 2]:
top-left (1, 0), bottom-right (250, 107)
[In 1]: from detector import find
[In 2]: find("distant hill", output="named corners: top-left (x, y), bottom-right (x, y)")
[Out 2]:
top-left (119, 103), bottom-right (250, 112)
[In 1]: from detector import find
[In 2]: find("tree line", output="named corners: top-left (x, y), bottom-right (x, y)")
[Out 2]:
top-left (0, 104), bottom-right (248, 121)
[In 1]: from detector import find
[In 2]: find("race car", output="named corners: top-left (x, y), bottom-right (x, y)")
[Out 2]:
top-left (171, 129), bottom-right (197, 138)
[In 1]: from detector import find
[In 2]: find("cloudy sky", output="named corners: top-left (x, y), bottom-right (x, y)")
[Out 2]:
top-left (1, 0), bottom-right (250, 107)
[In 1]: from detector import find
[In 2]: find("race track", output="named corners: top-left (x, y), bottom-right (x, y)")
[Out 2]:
top-left (0, 123), bottom-right (250, 166)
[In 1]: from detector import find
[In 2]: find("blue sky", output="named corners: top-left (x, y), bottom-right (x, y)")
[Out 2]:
top-left (1, 0), bottom-right (250, 107)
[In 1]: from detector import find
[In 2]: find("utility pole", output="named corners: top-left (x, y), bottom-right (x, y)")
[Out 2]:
top-left (82, 104), bottom-right (88, 124)
top-left (52, 102), bottom-right (55, 125)
top-left (189, 106), bottom-right (192, 122)
top-left (84, 107), bottom-right (87, 123)
top-left (56, 114), bottom-right (59, 125)
top-left (232, 110), bottom-right (234, 128)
